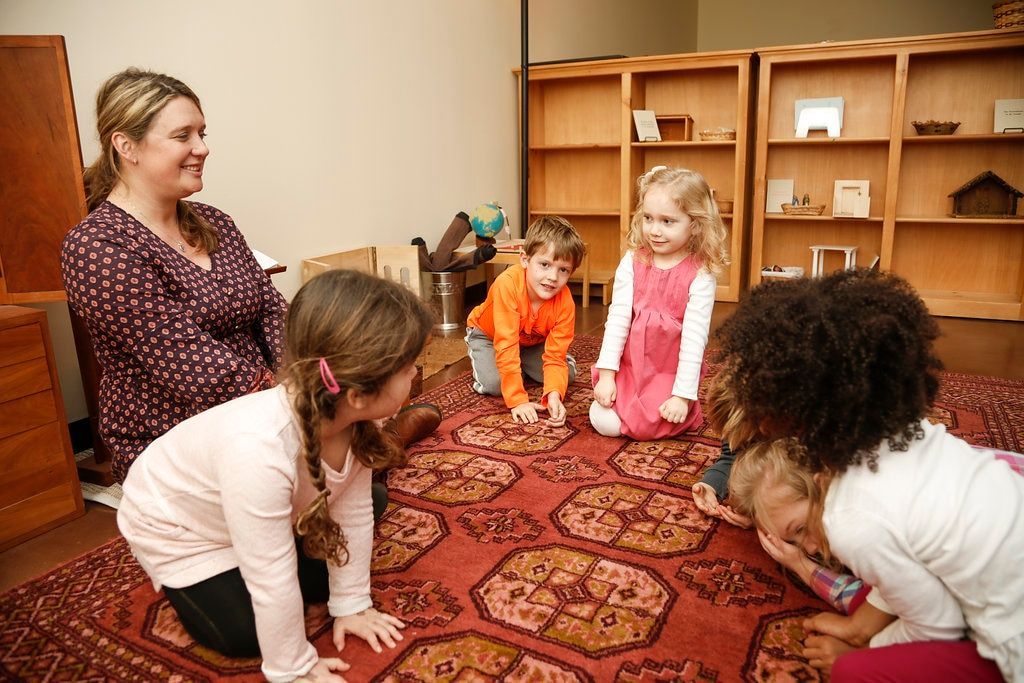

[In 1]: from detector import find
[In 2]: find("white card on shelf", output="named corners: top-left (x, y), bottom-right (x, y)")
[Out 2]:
top-left (766, 179), bottom-right (794, 213)
top-left (632, 110), bottom-right (662, 142)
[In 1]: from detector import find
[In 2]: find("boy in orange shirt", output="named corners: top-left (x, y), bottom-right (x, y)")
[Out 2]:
top-left (465, 216), bottom-right (585, 426)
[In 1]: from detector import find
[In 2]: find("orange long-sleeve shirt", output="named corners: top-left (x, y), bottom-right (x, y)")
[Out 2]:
top-left (466, 264), bottom-right (575, 408)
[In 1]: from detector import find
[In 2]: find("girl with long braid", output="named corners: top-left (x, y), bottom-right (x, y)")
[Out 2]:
top-left (117, 269), bottom-right (434, 682)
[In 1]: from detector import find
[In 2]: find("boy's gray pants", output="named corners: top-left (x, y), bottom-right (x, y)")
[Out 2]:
top-left (465, 327), bottom-right (576, 397)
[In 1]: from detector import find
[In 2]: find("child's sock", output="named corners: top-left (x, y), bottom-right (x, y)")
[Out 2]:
top-left (589, 401), bottom-right (622, 437)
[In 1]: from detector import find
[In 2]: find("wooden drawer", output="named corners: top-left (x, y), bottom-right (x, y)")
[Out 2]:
top-left (0, 480), bottom-right (81, 552)
top-left (0, 323), bottom-right (45, 369)
top-left (0, 306), bottom-right (83, 550)
top-left (0, 422), bottom-right (69, 509)
top-left (0, 356), bottom-right (51, 403)
top-left (0, 391), bottom-right (58, 440)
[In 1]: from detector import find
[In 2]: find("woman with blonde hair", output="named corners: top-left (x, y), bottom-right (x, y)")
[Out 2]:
top-left (118, 269), bottom-right (434, 682)
top-left (61, 68), bottom-right (287, 482)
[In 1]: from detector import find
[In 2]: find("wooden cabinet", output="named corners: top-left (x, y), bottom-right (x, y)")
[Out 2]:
top-left (0, 306), bottom-right (83, 551)
top-left (750, 29), bottom-right (1024, 320)
top-left (0, 36), bottom-right (87, 304)
top-left (519, 50), bottom-right (755, 303)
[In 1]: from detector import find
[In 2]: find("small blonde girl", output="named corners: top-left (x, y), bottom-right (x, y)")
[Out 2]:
top-left (118, 269), bottom-right (434, 682)
top-left (590, 166), bottom-right (729, 440)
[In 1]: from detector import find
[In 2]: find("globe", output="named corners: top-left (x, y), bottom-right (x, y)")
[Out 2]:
top-left (469, 202), bottom-right (505, 239)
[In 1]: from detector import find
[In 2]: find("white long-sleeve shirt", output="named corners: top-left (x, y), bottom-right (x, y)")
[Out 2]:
top-left (595, 251), bottom-right (716, 400)
top-left (117, 385), bottom-right (373, 682)
top-left (823, 419), bottom-right (1024, 678)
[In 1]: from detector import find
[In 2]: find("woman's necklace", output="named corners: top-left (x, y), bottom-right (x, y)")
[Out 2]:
top-left (117, 196), bottom-right (188, 253)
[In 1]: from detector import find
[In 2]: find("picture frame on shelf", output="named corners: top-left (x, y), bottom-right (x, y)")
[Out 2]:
top-left (832, 180), bottom-right (870, 218)
top-left (994, 98), bottom-right (1024, 134)
top-left (766, 179), bottom-right (795, 214)
top-left (794, 97), bottom-right (844, 137)
top-left (632, 110), bottom-right (662, 142)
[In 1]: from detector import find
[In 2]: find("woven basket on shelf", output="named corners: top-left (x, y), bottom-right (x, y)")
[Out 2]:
top-left (993, 0), bottom-right (1024, 28)
top-left (780, 203), bottom-right (826, 216)
top-left (699, 129), bottom-right (736, 141)
top-left (912, 120), bottom-right (960, 135)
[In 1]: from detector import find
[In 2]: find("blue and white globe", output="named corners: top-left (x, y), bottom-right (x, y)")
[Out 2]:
top-left (469, 202), bottom-right (505, 239)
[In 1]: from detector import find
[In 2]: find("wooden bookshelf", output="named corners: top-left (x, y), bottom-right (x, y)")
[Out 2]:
top-left (750, 29), bottom-right (1024, 321)
top-left (518, 50), bottom-right (755, 304)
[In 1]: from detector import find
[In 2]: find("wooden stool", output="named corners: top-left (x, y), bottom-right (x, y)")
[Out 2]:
top-left (810, 244), bottom-right (858, 277)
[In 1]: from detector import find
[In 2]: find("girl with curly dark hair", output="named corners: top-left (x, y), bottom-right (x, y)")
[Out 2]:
top-left (117, 269), bottom-right (434, 681)
top-left (713, 268), bottom-right (1024, 682)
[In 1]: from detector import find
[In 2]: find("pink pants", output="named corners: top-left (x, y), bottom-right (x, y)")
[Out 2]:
top-left (832, 640), bottom-right (1003, 682)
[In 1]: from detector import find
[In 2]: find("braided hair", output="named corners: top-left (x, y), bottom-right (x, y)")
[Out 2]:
top-left (282, 269), bottom-right (433, 564)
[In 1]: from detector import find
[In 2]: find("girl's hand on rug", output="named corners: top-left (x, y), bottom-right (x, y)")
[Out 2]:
top-left (296, 657), bottom-right (351, 682)
top-left (717, 504), bottom-right (753, 528)
top-left (691, 483), bottom-right (720, 515)
top-left (332, 608), bottom-right (405, 654)
top-left (759, 528), bottom-right (815, 583)
top-left (593, 373), bottom-right (617, 407)
top-left (659, 396), bottom-right (689, 423)
top-left (803, 633), bottom-right (855, 671)
top-left (511, 402), bottom-right (542, 424)
top-left (545, 393), bottom-right (566, 426)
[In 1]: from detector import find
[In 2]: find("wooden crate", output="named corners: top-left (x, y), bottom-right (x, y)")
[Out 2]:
top-left (302, 246), bottom-right (421, 297)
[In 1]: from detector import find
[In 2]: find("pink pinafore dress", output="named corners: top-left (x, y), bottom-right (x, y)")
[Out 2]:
top-left (606, 253), bottom-right (706, 440)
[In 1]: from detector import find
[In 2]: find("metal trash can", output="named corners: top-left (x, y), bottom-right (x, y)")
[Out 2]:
top-left (421, 271), bottom-right (466, 331)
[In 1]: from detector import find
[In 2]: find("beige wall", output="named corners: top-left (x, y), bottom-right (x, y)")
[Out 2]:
top-left (697, 0), bottom-right (995, 52)
top-left (0, 0), bottom-right (1006, 423)
top-left (530, 0), bottom-right (697, 62)
top-left (2, 0), bottom-right (691, 422)
top-left (2, 0), bottom-right (522, 420)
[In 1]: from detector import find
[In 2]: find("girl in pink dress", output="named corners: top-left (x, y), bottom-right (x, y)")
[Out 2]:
top-left (590, 166), bottom-right (729, 440)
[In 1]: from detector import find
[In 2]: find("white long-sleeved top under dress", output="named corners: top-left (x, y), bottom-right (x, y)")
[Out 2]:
top-left (595, 251), bottom-right (716, 400)
top-left (823, 419), bottom-right (1024, 681)
top-left (117, 385), bottom-right (373, 683)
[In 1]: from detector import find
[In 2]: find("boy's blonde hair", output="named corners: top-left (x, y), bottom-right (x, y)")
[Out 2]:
top-left (627, 166), bottom-right (730, 275)
top-left (282, 269), bottom-right (434, 565)
top-left (728, 438), bottom-right (836, 568)
top-left (523, 215), bottom-right (586, 271)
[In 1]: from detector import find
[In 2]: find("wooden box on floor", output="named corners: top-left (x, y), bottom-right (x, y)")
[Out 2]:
top-left (0, 306), bottom-right (83, 552)
top-left (301, 246), bottom-right (422, 296)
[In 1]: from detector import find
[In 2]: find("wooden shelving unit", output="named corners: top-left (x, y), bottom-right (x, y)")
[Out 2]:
top-left (518, 50), bottom-right (755, 304)
top-left (750, 28), bottom-right (1024, 321)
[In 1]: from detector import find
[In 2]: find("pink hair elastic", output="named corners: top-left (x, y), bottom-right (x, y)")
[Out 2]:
top-left (319, 357), bottom-right (341, 394)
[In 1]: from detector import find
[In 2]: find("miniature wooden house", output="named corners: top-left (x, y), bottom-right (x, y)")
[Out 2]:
top-left (948, 170), bottom-right (1023, 217)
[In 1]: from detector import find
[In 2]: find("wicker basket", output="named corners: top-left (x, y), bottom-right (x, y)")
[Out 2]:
top-left (781, 203), bottom-right (826, 216)
top-left (912, 120), bottom-right (960, 135)
top-left (699, 128), bottom-right (736, 141)
top-left (994, 0), bottom-right (1024, 28)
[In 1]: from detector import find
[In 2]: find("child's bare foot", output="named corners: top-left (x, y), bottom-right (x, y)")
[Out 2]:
top-left (803, 633), bottom-right (855, 672)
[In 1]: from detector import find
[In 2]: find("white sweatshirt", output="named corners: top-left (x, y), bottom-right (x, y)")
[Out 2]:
top-left (823, 420), bottom-right (1024, 679)
top-left (117, 385), bottom-right (373, 682)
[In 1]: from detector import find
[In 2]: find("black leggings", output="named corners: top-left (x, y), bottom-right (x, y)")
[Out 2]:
top-left (162, 482), bottom-right (388, 657)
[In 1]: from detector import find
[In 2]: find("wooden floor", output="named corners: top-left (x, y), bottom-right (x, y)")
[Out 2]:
top-left (2, 300), bottom-right (1022, 592)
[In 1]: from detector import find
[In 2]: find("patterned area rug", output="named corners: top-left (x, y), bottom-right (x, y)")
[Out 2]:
top-left (2, 336), bottom-right (1022, 682)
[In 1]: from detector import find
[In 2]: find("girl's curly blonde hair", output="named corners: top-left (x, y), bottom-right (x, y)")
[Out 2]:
top-left (626, 166), bottom-right (730, 275)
